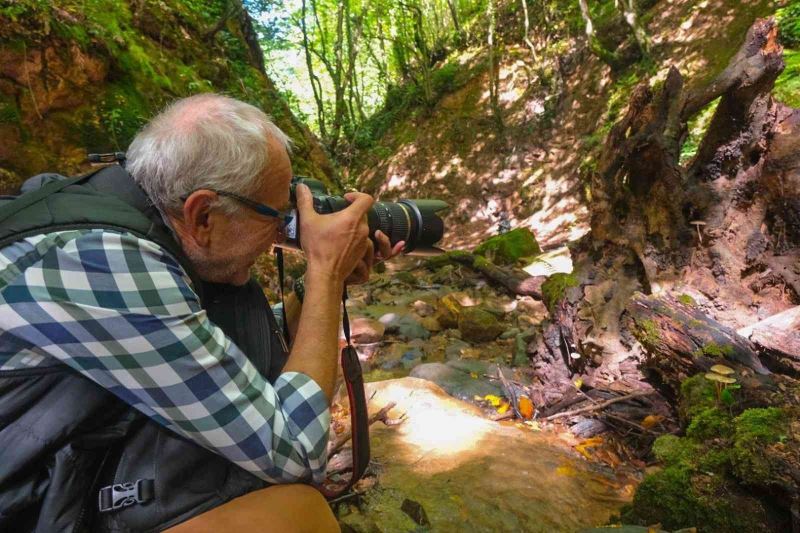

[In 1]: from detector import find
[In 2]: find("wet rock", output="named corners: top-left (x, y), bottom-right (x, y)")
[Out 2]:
top-left (434, 293), bottom-right (463, 329)
top-left (500, 327), bottom-right (521, 340)
top-left (401, 347), bottom-right (424, 369)
top-left (512, 333), bottom-right (529, 367)
top-left (350, 317), bottom-right (385, 345)
top-left (445, 339), bottom-right (470, 360)
top-left (381, 359), bottom-right (402, 370)
top-left (409, 361), bottom-right (503, 401)
top-left (458, 307), bottom-right (504, 342)
top-left (412, 299), bottom-right (436, 317)
top-left (400, 498), bottom-right (430, 526)
top-left (473, 227), bottom-right (541, 265)
top-left (570, 418), bottom-right (609, 439)
top-left (379, 312), bottom-right (430, 340)
top-left (420, 316), bottom-right (442, 332)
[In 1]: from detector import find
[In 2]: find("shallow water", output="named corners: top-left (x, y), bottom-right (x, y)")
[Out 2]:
top-left (340, 378), bottom-right (637, 533)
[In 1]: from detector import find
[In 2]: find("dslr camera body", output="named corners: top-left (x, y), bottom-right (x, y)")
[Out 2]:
top-left (282, 176), bottom-right (447, 255)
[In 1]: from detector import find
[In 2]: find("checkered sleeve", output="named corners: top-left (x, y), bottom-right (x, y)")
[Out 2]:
top-left (0, 229), bottom-right (330, 484)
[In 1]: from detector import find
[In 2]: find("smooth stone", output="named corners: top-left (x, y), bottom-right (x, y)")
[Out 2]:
top-left (397, 317), bottom-right (431, 341)
top-left (409, 362), bottom-right (503, 401)
top-left (412, 299), bottom-right (436, 317)
top-left (350, 317), bottom-right (386, 345)
top-left (445, 339), bottom-right (470, 360)
top-left (420, 316), bottom-right (442, 332)
top-left (458, 306), bottom-right (504, 342)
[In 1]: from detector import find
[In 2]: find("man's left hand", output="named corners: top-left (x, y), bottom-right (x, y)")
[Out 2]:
top-left (345, 230), bottom-right (405, 285)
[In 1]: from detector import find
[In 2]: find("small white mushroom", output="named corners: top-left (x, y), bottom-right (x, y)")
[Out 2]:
top-left (690, 220), bottom-right (707, 245)
top-left (704, 372), bottom-right (737, 384)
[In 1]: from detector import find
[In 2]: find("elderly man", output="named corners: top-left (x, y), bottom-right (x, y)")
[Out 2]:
top-left (0, 94), bottom-right (401, 532)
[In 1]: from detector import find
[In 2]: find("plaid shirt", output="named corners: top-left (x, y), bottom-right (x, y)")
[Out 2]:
top-left (0, 229), bottom-right (330, 484)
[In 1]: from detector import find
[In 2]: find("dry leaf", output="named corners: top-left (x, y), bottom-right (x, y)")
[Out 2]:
top-left (641, 414), bottom-right (664, 429)
top-left (497, 401), bottom-right (510, 414)
top-left (518, 396), bottom-right (534, 419)
top-left (470, 372), bottom-right (479, 379)
top-left (573, 378), bottom-right (583, 389)
top-left (483, 394), bottom-right (503, 407)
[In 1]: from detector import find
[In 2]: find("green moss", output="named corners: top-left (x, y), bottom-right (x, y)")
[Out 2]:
top-left (637, 319), bottom-right (661, 347)
top-left (473, 228), bottom-right (541, 266)
top-left (541, 272), bottom-right (579, 311)
top-left (699, 342), bottom-right (734, 358)
top-left (679, 374), bottom-right (717, 419)
top-left (686, 407), bottom-right (733, 441)
top-left (731, 408), bottom-right (788, 485)
top-left (651, 434), bottom-right (696, 466)
top-left (677, 294), bottom-right (697, 306)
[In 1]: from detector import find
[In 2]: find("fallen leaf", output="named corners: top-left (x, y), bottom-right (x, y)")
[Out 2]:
top-left (525, 420), bottom-right (541, 431)
top-left (470, 372), bottom-right (479, 379)
top-left (497, 401), bottom-right (510, 414)
top-left (575, 436), bottom-right (603, 460)
top-left (483, 394), bottom-right (503, 407)
top-left (641, 415), bottom-right (664, 429)
top-left (518, 396), bottom-right (534, 419)
top-left (573, 378), bottom-right (583, 389)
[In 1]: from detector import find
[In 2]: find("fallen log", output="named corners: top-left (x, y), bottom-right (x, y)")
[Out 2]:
top-left (544, 391), bottom-right (656, 421)
top-left (428, 250), bottom-right (546, 298)
top-left (738, 306), bottom-right (800, 375)
top-left (624, 293), bottom-right (798, 408)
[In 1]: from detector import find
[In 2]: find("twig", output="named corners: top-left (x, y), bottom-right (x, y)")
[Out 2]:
top-left (497, 368), bottom-right (523, 419)
top-left (601, 411), bottom-right (659, 435)
top-left (544, 391), bottom-right (656, 421)
top-left (328, 402), bottom-right (397, 458)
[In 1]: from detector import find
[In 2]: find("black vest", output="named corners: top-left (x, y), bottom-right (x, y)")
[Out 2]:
top-left (0, 166), bottom-right (289, 532)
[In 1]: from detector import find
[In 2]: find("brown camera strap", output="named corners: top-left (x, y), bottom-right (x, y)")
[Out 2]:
top-left (275, 248), bottom-right (370, 499)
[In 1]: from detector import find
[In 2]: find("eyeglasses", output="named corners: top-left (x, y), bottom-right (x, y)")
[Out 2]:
top-left (182, 189), bottom-right (294, 229)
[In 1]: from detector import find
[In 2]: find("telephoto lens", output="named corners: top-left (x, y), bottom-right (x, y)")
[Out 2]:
top-left (280, 176), bottom-right (447, 255)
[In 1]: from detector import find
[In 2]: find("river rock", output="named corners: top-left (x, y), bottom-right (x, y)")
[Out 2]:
top-left (339, 378), bottom-right (634, 532)
top-left (420, 316), bottom-right (442, 332)
top-left (350, 317), bottom-right (385, 344)
top-left (409, 361), bottom-right (503, 401)
top-left (445, 339), bottom-right (470, 360)
top-left (412, 299), bottom-right (436, 317)
top-left (458, 307), bottom-right (504, 342)
top-left (434, 293), bottom-right (462, 329)
top-left (401, 348), bottom-right (424, 369)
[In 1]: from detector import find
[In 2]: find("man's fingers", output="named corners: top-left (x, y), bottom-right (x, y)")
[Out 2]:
top-left (343, 191), bottom-right (374, 217)
top-left (391, 241), bottom-right (406, 257)
top-left (374, 230), bottom-right (393, 259)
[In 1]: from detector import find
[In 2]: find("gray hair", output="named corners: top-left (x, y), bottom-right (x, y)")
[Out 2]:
top-left (126, 93), bottom-right (292, 215)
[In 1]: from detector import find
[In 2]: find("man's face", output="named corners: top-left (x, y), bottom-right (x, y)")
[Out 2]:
top-left (175, 135), bottom-right (293, 286)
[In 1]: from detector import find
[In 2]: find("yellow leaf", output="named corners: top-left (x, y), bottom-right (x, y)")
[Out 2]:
top-left (518, 396), bottom-right (534, 419)
top-left (473, 395), bottom-right (483, 402)
top-left (497, 401), bottom-right (510, 414)
top-left (470, 372), bottom-right (479, 379)
top-left (573, 378), bottom-right (583, 389)
top-left (483, 394), bottom-right (502, 407)
top-left (641, 415), bottom-right (664, 429)
top-left (525, 420), bottom-right (541, 431)
top-left (575, 436), bottom-right (603, 460)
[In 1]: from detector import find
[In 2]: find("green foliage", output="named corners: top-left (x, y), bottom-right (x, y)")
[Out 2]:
top-left (774, 49), bottom-right (800, 109)
top-left (473, 228), bottom-right (541, 266)
top-left (691, 342), bottom-right (734, 359)
top-left (677, 293), bottom-right (697, 306)
top-left (541, 272), bottom-right (579, 311)
top-left (680, 98), bottom-right (719, 165)
top-left (777, 1), bottom-right (800, 48)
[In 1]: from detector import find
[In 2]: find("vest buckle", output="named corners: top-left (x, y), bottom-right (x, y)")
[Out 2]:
top-left (98, 479), bottom-right (154, 513)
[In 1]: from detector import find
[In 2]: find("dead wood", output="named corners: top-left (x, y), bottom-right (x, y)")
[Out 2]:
top-left (738, 306), bottom-right (800, 374)
top-left (435, 251), bottom-right (547, 298)
top-left (328, 402), bottom-right (398, 458)
top-left (544, 390), bottom-right (656, 421)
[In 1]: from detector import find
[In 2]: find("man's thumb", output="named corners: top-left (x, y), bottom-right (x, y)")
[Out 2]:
top-left (296, 183), bottom-right (314, 214)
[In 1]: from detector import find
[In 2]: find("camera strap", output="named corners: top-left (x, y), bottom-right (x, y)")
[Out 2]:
top-left (275, 248), bottom-right (370, 498)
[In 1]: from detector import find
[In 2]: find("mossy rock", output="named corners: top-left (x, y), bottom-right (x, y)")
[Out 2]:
top-left (457, 306), bottom-right (504, 343)
top-left (435, 294), bottom-right (463, 329)
top-left (540, 272), bottom-right (579, 311)
top-left (473, 228), bottom-right (541, 266)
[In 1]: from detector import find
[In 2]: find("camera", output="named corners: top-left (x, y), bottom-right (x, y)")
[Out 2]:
top-left (281, 176), bottom-right (447, 255)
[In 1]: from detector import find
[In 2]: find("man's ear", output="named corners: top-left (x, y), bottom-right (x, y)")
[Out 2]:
top-left (179, 190), bottom-right (218, 247)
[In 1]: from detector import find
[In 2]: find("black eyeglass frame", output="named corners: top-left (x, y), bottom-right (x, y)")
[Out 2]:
top-left (181, 189), bottom-right (294, 228)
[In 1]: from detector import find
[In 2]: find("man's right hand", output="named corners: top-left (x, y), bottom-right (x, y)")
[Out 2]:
top-left (295, 183), bottom-right (374, 286)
